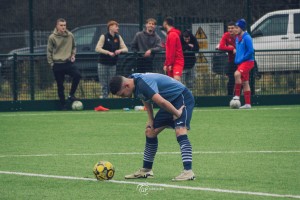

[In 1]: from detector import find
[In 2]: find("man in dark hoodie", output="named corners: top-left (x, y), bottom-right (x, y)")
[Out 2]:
top-left (181, 30), bottom-right (199, 89)
top-left (47, 18), bottom-right (81, 110)
top-left (131, 18), bottom-right (162, 73)
top-left (163, 17), bottom-right (184, 82)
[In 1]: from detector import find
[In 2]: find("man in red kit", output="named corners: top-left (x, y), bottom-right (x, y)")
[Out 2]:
top-left (233, 19), bottom-right (254, 109)
top-left (163, 17), bottom-right (184, 82)
top-left (217, 21), bottom-right (236, 96)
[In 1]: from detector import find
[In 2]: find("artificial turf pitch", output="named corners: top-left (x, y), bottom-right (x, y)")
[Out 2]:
top-left (0, 106), bottom-right (299, 200)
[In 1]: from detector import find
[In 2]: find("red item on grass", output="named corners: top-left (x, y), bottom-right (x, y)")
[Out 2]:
top-left (94, 105), bottom-right (109, 111)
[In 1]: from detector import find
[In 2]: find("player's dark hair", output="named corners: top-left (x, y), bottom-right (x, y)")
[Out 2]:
top-left (109, 76), bottom-right (123, 95)
top-left (164, 17), bottom-right (174, 27)
top-left (227, 21), bottom-right (235, 26)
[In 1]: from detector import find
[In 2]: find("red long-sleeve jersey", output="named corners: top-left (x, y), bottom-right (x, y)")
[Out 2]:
top-left (218, 32), bottom-right (236, 62)
top-left (164, 28), bottom-right (184, 67)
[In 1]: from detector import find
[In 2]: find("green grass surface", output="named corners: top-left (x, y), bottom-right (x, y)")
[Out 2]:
top-left (0, 106), bottom-right (300, 200)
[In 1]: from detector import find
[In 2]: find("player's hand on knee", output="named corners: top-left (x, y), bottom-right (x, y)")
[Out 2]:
top-left (173, 105), bottom-right (185, 120)
top-left (146, 121), bottom-right (153, 130)
top-left (145, 125), bottom-right (155, 137)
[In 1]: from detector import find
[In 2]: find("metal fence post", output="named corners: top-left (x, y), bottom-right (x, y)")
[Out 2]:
top-left (157, 13), bottom-right (163, 26)
top-left (139, 0), bottom-right (144, 31)
top-left (250, 63), bottom-right (256, 95)
top-left (246, 0), bottom-right (252, 34)
top-left (246, 0), bottom-right (255, 94)
top-left (29, 0), bottom-right (35, 100)
top-left (29, 57), bottom-right (35, 100)
top-left (13, 53), bottom-right (18, 101)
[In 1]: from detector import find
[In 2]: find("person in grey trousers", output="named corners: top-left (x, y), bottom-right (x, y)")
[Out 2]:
top-left (95, 20), bottom-right (128, 98)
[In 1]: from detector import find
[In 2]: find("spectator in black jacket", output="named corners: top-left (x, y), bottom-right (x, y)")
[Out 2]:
top-left (181, 30), bottom-right (199, 89)
top-left (95, 20), bottom-right (128, 98)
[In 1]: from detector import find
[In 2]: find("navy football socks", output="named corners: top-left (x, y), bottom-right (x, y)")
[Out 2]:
top-left (143, 136), bottom-right (158, 169)
top-left (177, 134), bottom-right (192, 170)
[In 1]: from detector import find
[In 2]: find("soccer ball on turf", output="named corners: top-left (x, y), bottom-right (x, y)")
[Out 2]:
top-left (72, 101), bottom-right (83, 111)
top-left (230, 99), bottom-right (241, 109)
top-left (93, 161), bottom-right (115, 180)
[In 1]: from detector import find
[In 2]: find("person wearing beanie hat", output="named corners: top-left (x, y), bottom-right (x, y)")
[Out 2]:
top-left (236, 19), bottom-right (247, 31)
top-left (232, 18), bottom-right (255, 109)
top-left (95, 20), bottom-right (128, 98)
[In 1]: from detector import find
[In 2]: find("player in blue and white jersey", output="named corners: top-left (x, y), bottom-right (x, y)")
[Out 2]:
top-left (109, 73), bottom-right (195, 181)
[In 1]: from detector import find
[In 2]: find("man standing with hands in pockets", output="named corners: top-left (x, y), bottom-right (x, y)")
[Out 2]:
top-left (47, 18), bottom-right (81, 110)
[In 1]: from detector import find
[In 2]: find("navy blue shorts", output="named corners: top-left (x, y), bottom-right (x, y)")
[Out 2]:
top-left (153, 88), bottom-right (195, 130)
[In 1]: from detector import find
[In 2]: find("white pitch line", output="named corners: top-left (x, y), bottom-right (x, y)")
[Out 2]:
top-left (0, 171), bottom-right (299, 199)
top-left (0, 150), bottom-right (299, 158)
top-left (0, 106), bottom-right (298, 117)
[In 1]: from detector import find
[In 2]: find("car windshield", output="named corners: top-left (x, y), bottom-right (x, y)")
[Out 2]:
top-left (254, 14), bottom-right (288, 36)
top-left (73, 27), bottom-right (97, 46)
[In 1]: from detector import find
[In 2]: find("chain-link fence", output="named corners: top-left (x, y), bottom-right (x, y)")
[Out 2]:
top-left (0, 0), bottom-right (300, 101)
top-left (0, 51), bottom-right (299, 101)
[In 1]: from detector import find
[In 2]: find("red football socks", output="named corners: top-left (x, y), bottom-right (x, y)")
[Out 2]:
top-left (244, 91), bottom-right (251, 105)
top-left (234, 83), bottom-right (242, 97)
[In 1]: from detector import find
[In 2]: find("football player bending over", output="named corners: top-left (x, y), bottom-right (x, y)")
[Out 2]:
top-left (109, 73), bottom-right (195, 181)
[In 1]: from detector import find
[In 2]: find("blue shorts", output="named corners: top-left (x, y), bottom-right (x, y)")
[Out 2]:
top-left (153, 88), bottom-right (195, 130)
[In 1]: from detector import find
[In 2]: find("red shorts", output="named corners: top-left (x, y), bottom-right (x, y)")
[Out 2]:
top-left (237, 61), bottom-right (254, 81)
top-left (167, 64), bottom-right (184, 77)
